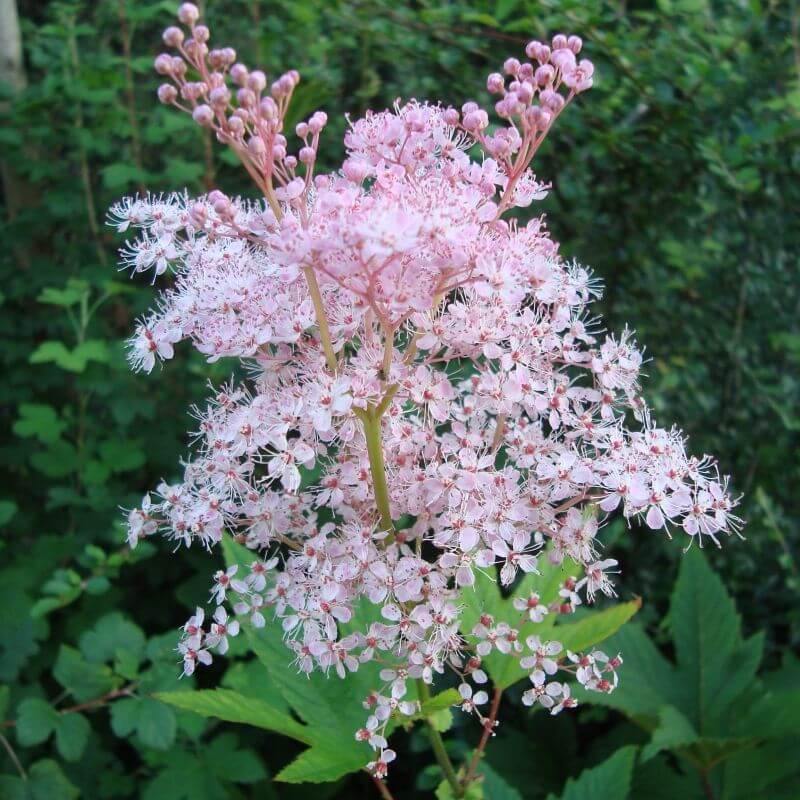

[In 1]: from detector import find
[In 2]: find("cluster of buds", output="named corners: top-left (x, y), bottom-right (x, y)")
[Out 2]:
top-left (110, 4), bottom-right (741, 784)
top-left (154, 3), bottom-right (325, 212)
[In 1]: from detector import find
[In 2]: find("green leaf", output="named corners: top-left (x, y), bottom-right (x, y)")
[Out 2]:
top-left (55, 713), bottom-right (90, 762)
top-left (29, 339), bottom-right (110, 372)
top-left (670, 549), bottom-right (752, 731)
top-left (156, 689), bottom-right (310, 744)
top-left (641, 705), bottom-right (698, 761)
top-left (206, 733), bottom-right (268, 783)
top-left (221, 534), bottom-right (384, 783)
top-left (53, 645), bottom-right (116, 702)
top-left (13, 404), bottom-right (66, 444)
top-left (79, 612), bottom-right (146, 664)
top-left (136, 697), bottom-right (177, 750)
top-left (419, 688), bottom-right (460, 716)
top-left (548, 746), bottom-right (637, 800)
top-left (555, 599), bottom-right (641, 654)
top-left (0, 500), bottom-right (18, 527)
top-left (478, 761), bottom-right (524, 799)
top-left (29, 440), bottom-right (79, 478)
top-left (0, 759), bottom-right (80, 800)
top-left (16, 698), bottom-right (59, 746)
top-left (37, 281), bottom-right (89, 307)
top-left (98, 439), bottom-right (146, 472)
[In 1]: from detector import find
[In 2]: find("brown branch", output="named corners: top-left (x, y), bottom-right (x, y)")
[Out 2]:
top-left (462, 687), bottom-right (502, 789)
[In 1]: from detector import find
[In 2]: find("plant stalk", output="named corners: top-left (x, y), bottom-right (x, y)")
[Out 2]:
top-left (416, 679), bottom-right (462, 796)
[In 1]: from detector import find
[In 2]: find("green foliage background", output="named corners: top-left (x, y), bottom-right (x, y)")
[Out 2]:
top-left (0, 0), bottom-right (797, 798)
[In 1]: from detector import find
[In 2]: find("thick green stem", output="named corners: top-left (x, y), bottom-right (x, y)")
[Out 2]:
top-left (360, 409), bottom-right (394, 534)
top-left (416, 679), bottom-right (461, 796)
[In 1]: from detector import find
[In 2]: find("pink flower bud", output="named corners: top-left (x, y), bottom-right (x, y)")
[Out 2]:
top-left (260, 97), bottom-right (278, 120)
top-left (308, 111), bottom-right (327, 134)
top-left (443, 108), bottom-right (460, 126)
top-left (192, 104), bottom-right (214, 126)
top-left (296, 122), bottom-right (309, 139)
top-left (551, 48), bottom-right (576, 73)
top-left (288, 70), bottom-right (300, 86)
top-left (157, 84), bottom-right (178, 104)
top-left (272, 144), bottom-right (287, 161)
top-left (236, 88), bottom-right (256, 108)
top-left (193, 25), bottom-right (210, 44)
top-left (503, 58), bottom-right (521, 76)
top-left (248, 136), bottom-right (266, 157)
top-left (154, 54), bottom-right (174, 75)
top-left (278, 74), bottom-right (294, 95)
top-left (525, 40), bottom-right (542, 60)
top-left (517, 81), bottom-right (534, 104)
top-left (177, 3), bottom-right (199, 25)
top-left (172, 57), bottom-right (187, 77)
top-left (248, 71), bottom-right (267, 93)
top-left (535, 64), bottom-right (555, 86)
top-left (539, 89), bottom-right (564, 112)
top-left (221, 48), bottom-right (236, 65)
top-left (486, 73), bottom-right (505, 94)
top-left (568, 35), bottom-right (583, 54)
top-left (342, 158), bottom-right (371, 183)
top-left (189, 202), bottom-right (207, 227)
top-left (461, 101), bottom-right (479, 114)
top-left (552, 34), bottom-right (568, 50)
top-left (163, 26), bottom-right (184, 47)
top-left (230, 63), bottom-right (249, 86)
top-left (284, 155), bottom-right (297, 170)
top-left (299, 146), bottom-right (315, 164)
top-left (227, 115), bottom-right (245, 135)
top-left (209, 86), bottom-right (231, 108)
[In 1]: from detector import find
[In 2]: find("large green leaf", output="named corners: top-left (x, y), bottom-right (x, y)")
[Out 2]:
top-left (547, 746), bottom-right (637, 800)
top-left (156, 689), bottom-right (310, 744)
top-left (220, 535), bottom-right (385, 783)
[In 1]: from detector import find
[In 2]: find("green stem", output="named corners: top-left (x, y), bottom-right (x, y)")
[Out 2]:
top-left (360, 409), bottom-right (394, 534)
top-left (416, 679), bottom-right (462, 796)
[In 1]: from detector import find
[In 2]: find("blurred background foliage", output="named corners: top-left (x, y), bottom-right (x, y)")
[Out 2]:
top-left (0, 0), bottom-right (797, 797)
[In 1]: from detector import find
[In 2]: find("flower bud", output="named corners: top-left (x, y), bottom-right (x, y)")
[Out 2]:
top-left (461, 101), bottom-right (478, 114)
top-left (308, 111), bottom-right (327, 134)
top-left (296, 121), bottom-right (309, 139)
top-left (236, 88), bottom-right (256, 108)
top-left (272, 144), bottom-right (287, 161)
top-left (172, 57), bottom-right (187, 77)
top-left (230, 63), bottom-right (249, 86)
top-left (177, 2), bottom-right (199, 25)
top-left (248, 70), bottom-right (267, 93)
top-left (284, 155), bottom-right (298, 170)
top-left (567, 35), bottom-right (583, 54)
top-left (193, 25), bottom-right (210, 43)
top-left (154, 53), bottom-right (174, 75)
top-left (209, 86), bottom-right (231, 108)
top-left (260, 97), bottom-right (278, 120)
top-left (535, 64), bottom-right (555, 86)
top-left (503, 57), bottom-right (521, 76)
top-left (539, 89), bottom-right (565, 113)
top-left (157, 84), bottom-right (178, 104)
top-left (342, 158), bottom-right (370, 183)
top-left (162, 26), bottom-right (184, 47)
top-left (552, 34), bottom-right (568, 50)
top-left (299, 146), bottom-right (315, 164)
top-left (192, 104), bottom-right (214, 126)
top-left (486, 72), bottom-right (505, 94)
top-left (443, 108), bottom-right (460, 126)
top-left (247, 136), bottom-right (266, 157)
top-left (525, 40), bottom-right (542, 60)
top-left (227, 115), bottom-right (245, 135)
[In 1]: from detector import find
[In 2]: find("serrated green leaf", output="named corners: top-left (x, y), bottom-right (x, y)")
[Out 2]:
top-left (548, 746), bottom-right (637, 800)
top-left (205, 733), bottom-right (267, 783)
top-left (156, 689), bottom-right (310, 743)
top-left (419, 688), bottom-right (460, 716)
top-left (478, 761), bottom-right (524, 799)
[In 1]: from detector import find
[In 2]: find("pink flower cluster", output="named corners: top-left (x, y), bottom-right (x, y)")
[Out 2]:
top-left (112, 3), bottom-right (741, 779)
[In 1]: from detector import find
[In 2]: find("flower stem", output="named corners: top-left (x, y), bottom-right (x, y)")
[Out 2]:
top-left (360, 408), bottom-right (394, 534)
top-left (416, 679), bottom-right (462, 796)
top-left (462, 687), bottom-right (502, 789)
top-left (303, 266), bottom-right (338, 373)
